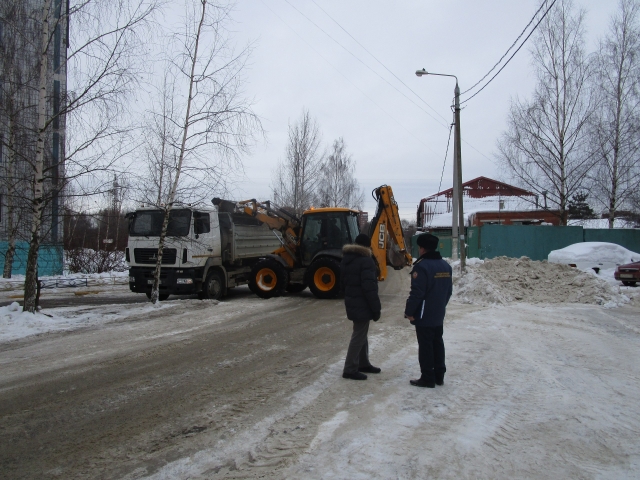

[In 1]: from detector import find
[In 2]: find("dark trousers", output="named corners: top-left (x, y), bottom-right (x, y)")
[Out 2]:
top-left (343, 320), bottom-right (372, 374)
top-left (415, 325), bottom-right (446, 382)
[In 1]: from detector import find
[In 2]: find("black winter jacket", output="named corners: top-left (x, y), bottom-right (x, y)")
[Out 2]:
top-left (340, 244), bottom-right (382, 322)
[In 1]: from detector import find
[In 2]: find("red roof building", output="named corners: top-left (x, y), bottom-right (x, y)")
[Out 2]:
top-left (417, 176), bottom-right (560, 228)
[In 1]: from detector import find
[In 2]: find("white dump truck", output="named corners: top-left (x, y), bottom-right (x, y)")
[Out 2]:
top-left (126, 203), bottom-right (282, 300)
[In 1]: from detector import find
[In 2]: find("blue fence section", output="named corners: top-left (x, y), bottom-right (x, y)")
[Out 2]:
top-left (0, 241), bottom-right (64, 276)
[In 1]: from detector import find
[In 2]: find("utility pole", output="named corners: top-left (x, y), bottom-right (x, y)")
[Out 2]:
top-left (416, 68), bottom-right (465, 270)
top-left (454, 83), bottom-right (465, 270)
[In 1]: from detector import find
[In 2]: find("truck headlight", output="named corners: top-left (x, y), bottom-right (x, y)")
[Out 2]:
top-left (129, 276), bottom-right (135, 283)
top-left (176, 278), bottom-right (193, 285)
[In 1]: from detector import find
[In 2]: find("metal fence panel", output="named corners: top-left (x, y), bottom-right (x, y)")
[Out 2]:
top-left (479, 225), bottom-right (584, 261)
top-left (583, 229), bottom-right (640, 254)
top-left (0, 242), bottom-right (63, 276)
top-left (467, 227), bottom-right (481, 258)
top-left (411, 234), bottom-right (452, 259)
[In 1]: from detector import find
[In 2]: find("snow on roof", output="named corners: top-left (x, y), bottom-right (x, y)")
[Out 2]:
top-left (423, 195), bottom-right (538, 227)
top-left (568, 218), bottom-right (638, 229)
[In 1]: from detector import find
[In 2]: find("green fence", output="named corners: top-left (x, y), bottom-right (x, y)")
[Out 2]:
top-left (412, 225), bottom-right (640, 261)
top-left (0, 242), bottom-right (64, 276)
top-left (583, 228), bottom-right (640, 253)
top-left (411, 234), bottom-right (452, 258)
top-left (478, 225), bottom-right (584, 261)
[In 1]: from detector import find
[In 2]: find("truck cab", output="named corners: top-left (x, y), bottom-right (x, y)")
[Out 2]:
top-left (127, 206), bottom-right (220, 299)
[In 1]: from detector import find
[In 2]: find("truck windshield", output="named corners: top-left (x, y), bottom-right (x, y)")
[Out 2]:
top-left (129, 209), bottom-right (192, 237)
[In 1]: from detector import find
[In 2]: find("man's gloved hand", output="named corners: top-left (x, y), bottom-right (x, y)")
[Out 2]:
top-left (372, 311), bottom-right (381, 321)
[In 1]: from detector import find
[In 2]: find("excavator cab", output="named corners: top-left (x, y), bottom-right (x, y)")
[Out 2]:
top-left (288, 208), bottom-right (359, 299)
top-left (299, 209), bottom-right (360, 266)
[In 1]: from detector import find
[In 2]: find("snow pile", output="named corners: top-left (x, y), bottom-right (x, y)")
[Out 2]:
top-left (0, 300), bottom-right (176, 342)
top-left (454, 256), bottom-right (629, 307)
top-left (0, 302), bottom-right (83, 341)
top-left (548, 242), bottom-right (639, 270)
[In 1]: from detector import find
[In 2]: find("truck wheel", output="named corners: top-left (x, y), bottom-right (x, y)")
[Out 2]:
top-left (200, 270), bottom-right (224, 300)
top-left (286, 282), bottom-right (307, 293)
top-left (249, 259), bottom-right (288, 298)
top-left (307, 258), bottom-right (341, 299)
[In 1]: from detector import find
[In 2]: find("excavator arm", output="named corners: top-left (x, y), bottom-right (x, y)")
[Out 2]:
top-left (369, 185), bottom-right (413, 280)
top-left (236, 199), bottom-right (300, 268)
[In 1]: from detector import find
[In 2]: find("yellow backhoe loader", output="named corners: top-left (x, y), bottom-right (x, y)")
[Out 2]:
top-left (212, 185), bottom-right (412, 299)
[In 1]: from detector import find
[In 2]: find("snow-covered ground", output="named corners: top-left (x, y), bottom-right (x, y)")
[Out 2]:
top-left (145, 293), bottom-right (640, 479)
top-left (2, 258), bottom-right (640, 478)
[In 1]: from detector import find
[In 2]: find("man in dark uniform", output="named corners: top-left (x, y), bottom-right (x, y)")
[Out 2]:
top-left (404, 233), bottom-right (453, 388)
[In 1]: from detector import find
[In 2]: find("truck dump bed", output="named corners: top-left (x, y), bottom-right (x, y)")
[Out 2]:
top-left (218, 213), bottom-right (282, 263)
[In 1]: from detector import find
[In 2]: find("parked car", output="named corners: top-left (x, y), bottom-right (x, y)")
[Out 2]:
top-left (548, 242), bottom-right (638, 273)
top-left (614, 261), bottom-right (640, 286)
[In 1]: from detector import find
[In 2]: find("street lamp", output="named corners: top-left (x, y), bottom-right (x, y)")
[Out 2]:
top-left (415, 68), bottom-right (465, 270)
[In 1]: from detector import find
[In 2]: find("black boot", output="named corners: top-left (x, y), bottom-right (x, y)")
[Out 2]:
top-left (359, 365), bottom-right (381, 374)
top-left (410, 378), bottom-right (435, 388)
top-left (343, 372), bottom-right (367, 380)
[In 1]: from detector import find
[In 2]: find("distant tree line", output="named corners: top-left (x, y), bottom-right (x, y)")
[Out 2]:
top-left (271, 109), bottom-right (365, 215)
top-left (498, 0), bottom-right (640, 227)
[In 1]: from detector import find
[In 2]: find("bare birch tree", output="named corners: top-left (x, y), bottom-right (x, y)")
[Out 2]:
top-left (2, 0), bottom-right (159, 313)
top-left (142, 0), bottom-right (261, 304)
top-left (317, 137), bottom-right (364, 209)
top-left (271, 109), bottom-right (324, 215)
top-left (588, 0), bottom-right (640, 227)
top-left (497, 0), bottom-right (596, 225)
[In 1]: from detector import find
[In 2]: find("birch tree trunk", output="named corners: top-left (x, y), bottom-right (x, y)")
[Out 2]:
top-left (23, 0), bottom-right (52, 313)
top-left (3, 115), bottom-right (18, 279)
top-left (150, 0), bottom-right (206, 304)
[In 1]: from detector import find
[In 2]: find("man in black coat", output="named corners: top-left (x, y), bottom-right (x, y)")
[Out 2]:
top-left (405, 233), bottom-right (453, 388)
top-left (341, 233), bottom-right (382, 381)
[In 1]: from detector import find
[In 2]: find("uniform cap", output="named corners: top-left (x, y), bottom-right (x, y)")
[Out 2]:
top-left (416, 233), bottom-right (439, 251)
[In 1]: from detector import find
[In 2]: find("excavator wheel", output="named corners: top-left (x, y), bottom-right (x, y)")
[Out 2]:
top-left (249, 258), bottom-right (288, 299)
top-left (306, 257), bottom-right (341, 299)
top-left (285, 282), bottom-right (307, 293)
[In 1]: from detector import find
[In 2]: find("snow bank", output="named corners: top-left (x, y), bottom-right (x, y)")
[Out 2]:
top-left (454, 256), bottom-right (630, 307)
top-left (0, 300), bottom-right (175, 342)
top-left (548, 242), bottom-right (639, 270)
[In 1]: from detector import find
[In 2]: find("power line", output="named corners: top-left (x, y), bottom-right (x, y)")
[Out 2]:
top-left (283, 0), bottom-right (448, 129)
top-left (305, 0), bottom-right (496, 166)
top-left (460, 0), bottom-right (557, 105)
top-left (309, 0), bottom-right (449, 126)
top-left (438, 123), bottom-right (455, 196)
top-left (460, 0), bottom-right (552, 96)
top-left (258, 0), bottom-right (441, 156)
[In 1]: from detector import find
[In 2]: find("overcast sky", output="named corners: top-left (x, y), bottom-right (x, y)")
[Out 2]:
top-left (219, 0), bottom-right (615, 219)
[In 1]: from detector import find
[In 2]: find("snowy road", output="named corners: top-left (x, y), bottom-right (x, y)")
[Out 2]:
top-left (1, 270), bottom-right (639, 479)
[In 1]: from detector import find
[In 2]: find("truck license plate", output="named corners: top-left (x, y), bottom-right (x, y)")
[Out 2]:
top-left (147, 279), bottom-right (163, 285)
top-left (620, 274), bottom-right (634, 279)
